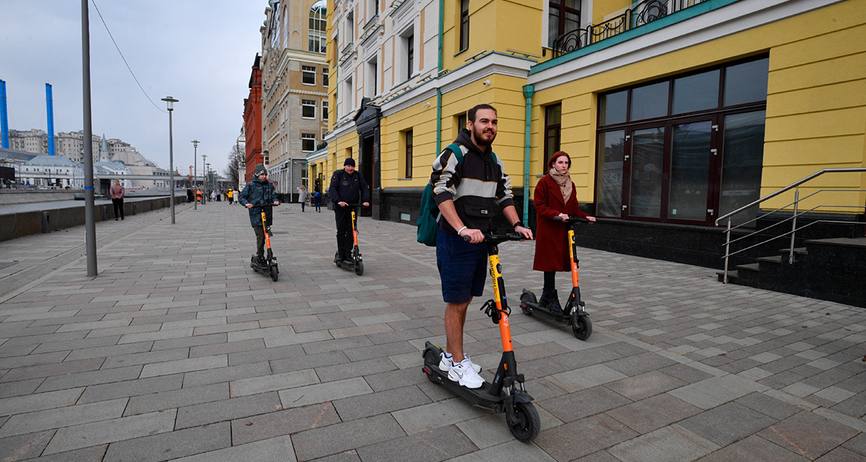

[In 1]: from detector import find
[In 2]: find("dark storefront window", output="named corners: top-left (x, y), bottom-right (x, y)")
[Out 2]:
top-left (596, 56), bottom-right (768, 225)
top-left (544, 103), bottom-right (562, 170)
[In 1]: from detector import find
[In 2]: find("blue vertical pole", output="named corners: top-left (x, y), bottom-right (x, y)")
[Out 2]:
top-left (46, 83), bottom-right (56, 155)
top-left (0, 80), bottom-right (9, 149)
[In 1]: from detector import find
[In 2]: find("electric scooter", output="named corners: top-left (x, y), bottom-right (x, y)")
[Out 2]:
top-left (422, 231), bottom-right (541, 442)
top-left (334, 203), bottom-right (365, 276)
top-left (520, 216), bottom-right (592, 340)
top-left (251, 208), bottom-right (279, 281)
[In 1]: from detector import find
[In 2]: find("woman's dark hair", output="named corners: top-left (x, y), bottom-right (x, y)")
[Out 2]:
top-left (468, 104), bottom-right (497, 121)
top-left (547, 151), bottom-right (572, 170)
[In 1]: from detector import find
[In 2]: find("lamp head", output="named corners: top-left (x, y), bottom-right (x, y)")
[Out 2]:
top-left (161, 96), bottom-right (179, 111)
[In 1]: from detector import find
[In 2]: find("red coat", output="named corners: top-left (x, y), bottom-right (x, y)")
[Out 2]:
top-left (533, 174), bottom-right (588, 272)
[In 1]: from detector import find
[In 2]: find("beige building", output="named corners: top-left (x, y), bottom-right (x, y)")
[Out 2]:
top-left (260, 0), bottom-right (329, 198)
top-left (9, 129), bottom-right (48, 154)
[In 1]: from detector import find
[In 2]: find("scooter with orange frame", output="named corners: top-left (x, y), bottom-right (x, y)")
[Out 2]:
top-left (519, 216), bottom-right (592, 340)
top-left (334, 204), bottom-right (366, 276)
top-left (251, 209), bottom-right (279, 281)
top-left (422, 231), bottom-right (541, 442)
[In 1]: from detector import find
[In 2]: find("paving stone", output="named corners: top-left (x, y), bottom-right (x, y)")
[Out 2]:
top-left (278, 377), bottom-right (372, 409)
top-left (19, 444), bottom-right (107, 461)
top-left (102, 348), bottom-right (190, 369)
top-left (535, 413), bottom-right (638, 461)
top-left (43, 409), bottom-right (176, 455)
top-left (292, 413), bottom-right (406, 461)
top-left (0, 378), bottom-right (43, 399)
top-left (230, 369), bottom-right (319, 397)
top-left (0, 358), bottom-right (104, 383)
top-left (455, 414), bottom-right (513, 450)
top-left (0, 387), bottom-right (83, 417)
top-left (182, 362), bottom-right (271, 388)
top-left (344, 341), bottom-right (418, 362)
top-left (669, 374), bottom-right (765, 410)
top-left (301, 336), bottom-right (373, 355)
top-left (362, 366), bottom-right (427, 392)
top-left (232, 402), bottom-right (340, 445)
top-left (269, 350), bottom-right (350, 374)
top-left (606, 371), bottom-right (687, 401)
top-left (175, 392), bottom-right (282, 429)
top-left (0, 430), bottom-right (54, 460)
top-left (32, 335), bottom-right (121, 354)
top-left (608, 424), bottom-right (719, 462)
top-left (759, 411), bottom-right (860, 460)
top-left (0, 397), bottom-right (127, 437)
top-left (65, 341), bottom-right (154, 361)
top-left (816, 446), bottom-right (866, 461)
top-left (315, 358), bottom-right (397, 383)
top-left (538, 386), bottom-right (632, 423)
top-left (734, 392), bottom-right (802, 420)
top-left (659, 363), bottom-right (715, 384)
top-left (392, 395), bottom-right (492, 435)
top-left (605, 352), bottom-right (678, 377)
top-left (152, 333), bottom-right (227, 351)
top-left (227, 344), bottom-right (305, 366)
top-left (125, 382), bottom-right (228, 415)
top-left (56, 319), bottom-right (131, 333)
top-left (171, 435), bottom-right (295, 462)
top-left (79, 374), bottom-right (183, 404)
top-left (103, 422), bottom-right (230, 462)
top-left (333, 385), bottom-right (430, 421)
top-left (548, 364), bottom-right (628, 393)
top-left (606, 393), bottom-right (703, 434)
top-left (190, 338), bottom-right (265, 357)
top-left (36, 365), bottom-right (143, 392)
top-left (140, 355), bottom-right (227, 378)
top-left (697, 435), bottom-right (807, 462)
top-left (356, 424), bottom-right (476, 462)
top-left (118, 328), bottom-right (193, 344)
top-left (843, 432), bottom-right (866, 456)
top-left (679, 402), bottom-right (777, 446)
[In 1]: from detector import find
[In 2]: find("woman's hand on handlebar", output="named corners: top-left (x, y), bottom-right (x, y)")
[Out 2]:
top-left (338, 201), bottom-right (348, 207)
top-left (273, 201), bottom-right (280, 206)
top-left (587, 215), bottom-right (597, 223)
top-left (245, 203), bottom-right (253, 209)
top-left (362, 202), bottom-right (370, 207)
top-left (556, 213), bottom-right (569, 221)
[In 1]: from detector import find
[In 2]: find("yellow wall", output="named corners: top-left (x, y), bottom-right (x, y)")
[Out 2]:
top-left (325, 131), bottom-right (359, 183)
top-left (592, 0), bottom-right (631, 24)
top-left (441, 0), bottom-right (542, 72)
top-left (379, 74), bottom-right (529, 190)
top-left (531, 0), bottom-right (866, 213)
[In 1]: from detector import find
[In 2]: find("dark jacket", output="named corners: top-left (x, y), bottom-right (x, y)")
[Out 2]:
top-left (238, 179), bottom-right (277, 227)
top-left (328, 169), bottom-right (369, 205)
top-left (431, 128), bottom-right (514, 233)
top-left (533, 174), bottom-right (589, 272)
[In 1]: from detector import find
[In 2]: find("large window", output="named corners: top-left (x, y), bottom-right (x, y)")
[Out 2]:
top-left (308, 1), bottom-right (327, 53)
top-left (595, 57), bottom-right (769, 225)
top-left (459, 0), bottom-right (470, 52)
top-left (365, 57), bottom-right (378, 97)
top-left (548, 0), bottom-right (580, 47)
top-left (302, 99), bottom-right (316, 119)
top-left (322, 101), bottom-right (329, 120)
top-left (322, 68), bottom-right (329, 87)
top-left (403, 129), bottom-right (413, 178)
top-left (406, 34), bottom-right (415, 80)
top-left (544, 104), bottom-right (561, 170)
top-left (301, 133), bottom-right (316, 152)
top-left (302, 66), bottom-right (316, 85)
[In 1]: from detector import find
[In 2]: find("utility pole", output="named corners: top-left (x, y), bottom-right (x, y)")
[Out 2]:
top-left (201, 154), bottom-right (208, 201)
top-left (80, 0), bottom-right (97, 276)
top-left (161, 96), bottom-right (179, 224)
top-left (191, 139), bottom-right (199, 210)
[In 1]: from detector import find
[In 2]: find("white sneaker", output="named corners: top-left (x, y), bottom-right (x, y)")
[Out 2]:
top-left (448, 358), bottom-right (485, 389)
top-left (439, 352), bottom-right (481, 373)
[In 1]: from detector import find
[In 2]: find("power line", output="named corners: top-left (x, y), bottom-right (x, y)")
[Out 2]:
top-left (89, 0), bottom-right (165, 113)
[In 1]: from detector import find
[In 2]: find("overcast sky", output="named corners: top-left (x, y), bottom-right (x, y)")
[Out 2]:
top-left (1, 0), bottom-right (266, 174)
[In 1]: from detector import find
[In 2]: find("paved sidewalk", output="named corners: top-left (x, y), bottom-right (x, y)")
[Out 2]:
top-left (0, 202), bottom-right (864, 461)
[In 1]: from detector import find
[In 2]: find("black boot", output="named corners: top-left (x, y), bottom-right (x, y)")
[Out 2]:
top-left (540, 289), bottom-right (563, 314)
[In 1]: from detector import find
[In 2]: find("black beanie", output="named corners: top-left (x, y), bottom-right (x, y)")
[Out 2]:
top-left (254, 164), bottom-right (267, 176)
top-left (343, 158), bottom-right (356, 167)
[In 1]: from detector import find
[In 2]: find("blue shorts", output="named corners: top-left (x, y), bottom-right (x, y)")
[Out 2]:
top-left (436, 227), bottom-right (488, 304)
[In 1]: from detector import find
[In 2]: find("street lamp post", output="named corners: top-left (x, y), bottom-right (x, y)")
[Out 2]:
top-left (191, 139), bottom-right (199, 210)
top-left (80, 0), bottom-right (97, 276)
top-left (161, 96), bottom-right (179, 224)
top-left (201, 154), bottom-right (208, 202)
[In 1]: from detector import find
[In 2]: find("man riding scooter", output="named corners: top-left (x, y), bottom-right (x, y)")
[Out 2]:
top-left (239, 165), bottom-right (280, 266)
top-left (328, 158), bottom-right (370, 265)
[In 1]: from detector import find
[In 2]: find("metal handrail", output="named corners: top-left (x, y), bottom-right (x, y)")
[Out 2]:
top-left (727, 188), bottom-right (866, 233)
top-left (715, 168), bottom-right (866, 225)
top-left (719, 170), bottom-right (866, 284)
top-left (725, 218), bottom-right (866, 260)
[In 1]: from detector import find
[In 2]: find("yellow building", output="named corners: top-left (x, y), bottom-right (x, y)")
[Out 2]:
top-left (323, 0), bottom-right (866, 267)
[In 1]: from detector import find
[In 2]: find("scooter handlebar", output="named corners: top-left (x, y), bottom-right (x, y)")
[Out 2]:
top-left (557, 215), bottom-right (589, 224)
top-left (462, 231), bottom-right (525, 243)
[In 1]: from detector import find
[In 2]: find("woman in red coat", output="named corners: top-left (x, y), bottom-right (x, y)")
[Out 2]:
top-left (533, 151), bottom-right (596, 312)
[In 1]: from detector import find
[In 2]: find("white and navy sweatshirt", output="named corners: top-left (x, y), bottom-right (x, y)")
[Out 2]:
top-left (431, 129), bottom-right (514, 233)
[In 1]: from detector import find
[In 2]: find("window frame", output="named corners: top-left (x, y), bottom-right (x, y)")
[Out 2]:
top-left (301, 99), bottom-right (317, 119)
top-left (322, 100), bottom-right (329, 120)
top-left (403, 129), bottom-right (414, 179)
top-left (459, 0), bottom-right (470, 53)
top-left (301, 133), bottom-right (316, 152)
top-left (543, 103), bottom-right (562, 172)
top-left (548, 0), bottom-right (581, 47)
top-left (301, 65), bottom-right (317, 85)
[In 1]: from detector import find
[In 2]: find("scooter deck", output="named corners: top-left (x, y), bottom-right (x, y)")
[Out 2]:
top-left (422, 343), bottom-right (502, 410)
top-left (522, 301), bottom-right (572, 322)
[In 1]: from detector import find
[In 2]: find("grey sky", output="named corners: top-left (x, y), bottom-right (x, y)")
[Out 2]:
top-left (1, 0), bottom-right (265, 175)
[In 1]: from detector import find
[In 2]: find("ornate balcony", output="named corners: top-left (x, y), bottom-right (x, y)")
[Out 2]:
top-left (551, 0), bottom-right (709, 58)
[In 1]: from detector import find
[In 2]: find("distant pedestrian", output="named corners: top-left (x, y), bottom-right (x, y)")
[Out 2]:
top-left (313, 189), bottom-right (322, 212)
top-left (110, 180), bottom-right (125, 221)
top-left (297, 185), bottom-right (308, 212)
top-left (227, 188), bottom-right (234, 205)
top-left (186, 188), bottom-right (194, 203)
top-left (196, 188), bottom-right (204, 205)
top-left (211, 190), bottom-right (217, 202)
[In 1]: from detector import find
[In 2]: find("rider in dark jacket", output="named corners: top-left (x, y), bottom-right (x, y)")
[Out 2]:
top-left (328, 158), bottom-right (370, 262)
top-left (238, 165), bottom-right (279, 264)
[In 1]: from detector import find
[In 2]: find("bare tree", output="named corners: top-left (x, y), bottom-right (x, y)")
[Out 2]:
top-left (224, 144), bottom-right (242, 186)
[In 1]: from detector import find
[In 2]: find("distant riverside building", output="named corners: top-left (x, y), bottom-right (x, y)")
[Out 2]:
top-left (18, 154), bottom-right (84, 188)
top-left (260, 0), bottom-right (328, 197)
top-left (9, 129), bottom-right (48, 154)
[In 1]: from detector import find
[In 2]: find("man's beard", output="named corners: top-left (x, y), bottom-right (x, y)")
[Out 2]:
top-left (472, 126), bottom-right (496, 147)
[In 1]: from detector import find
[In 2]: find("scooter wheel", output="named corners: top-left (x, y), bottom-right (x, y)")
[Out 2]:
top-left (519, 291), bottom-right (536, 316)
top-left (571, 311), bottom-right (592, 340)
top-left (270, 264), bottom-right (279, 282)
top-left (354, 260), bottom-right (364, 276)
top-left (507, 402), bottom-right (540, 442)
